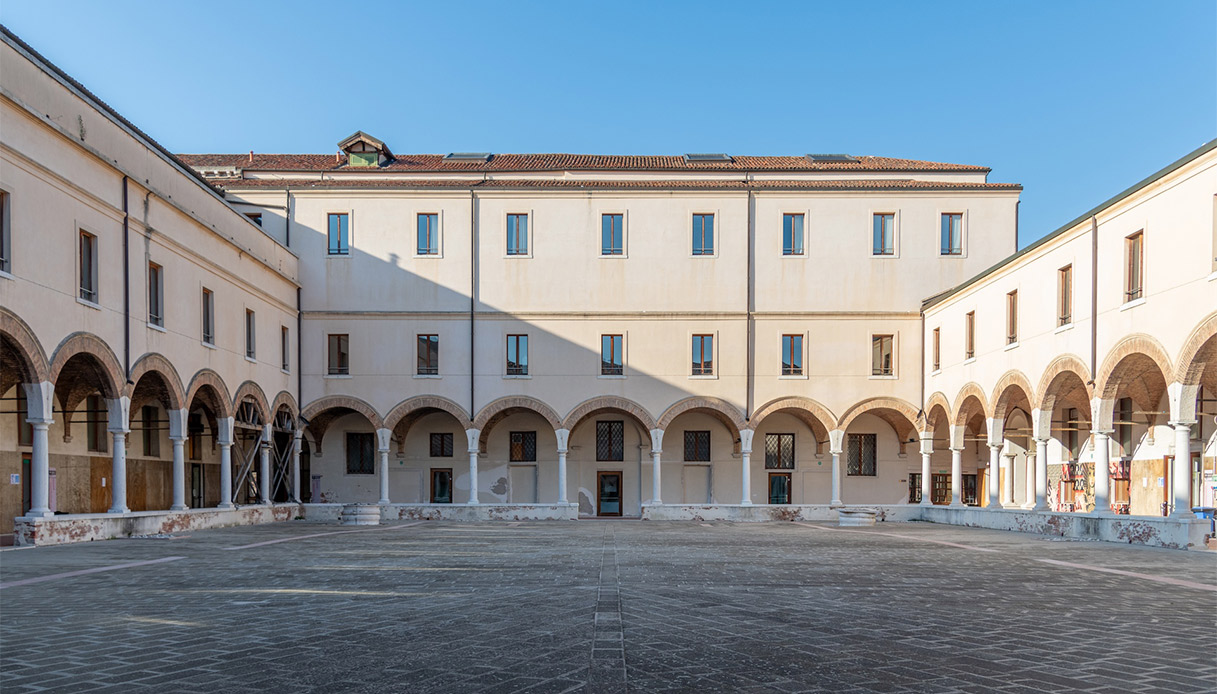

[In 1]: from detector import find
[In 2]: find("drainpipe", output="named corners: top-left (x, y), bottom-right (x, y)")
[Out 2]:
top-left (745, 186), bottom-right (754, 421)
top-left (470, 187), bottom-right (477, 419)
top-left (296, 286), bottom-right (302, 416)
top-left (1089, 215), bottom-right (1098, 383)
top-left (122, 175), bottom-right (131, 381)
top-left (285, 190), bottom-right (292, 248)
top-left (919, 310), bottom-right (926, 415)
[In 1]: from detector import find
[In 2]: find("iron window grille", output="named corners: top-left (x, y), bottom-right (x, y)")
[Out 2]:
top-left (346, 432), bottom-right (375, 475)
top-left (430, 433), bottom-right (454, 458)
top-left (417, 334), bottom-right (439, 375)
top-left (765, 433), bottom-right (795, 470)
top-left (908, 473), bottom-right (922, 503)
top-left (245, 309), bottom-right (256, 359)
top-left (281, 326), bottom-right (290, 371)
top-left (847, 433), bottom-right (876, 476)
top-left (510, 431), bottom-right (537, 462)
top-left (596, 421), bottom-right (624, 461)
top-left (684, 430), bottom-right (711, 462)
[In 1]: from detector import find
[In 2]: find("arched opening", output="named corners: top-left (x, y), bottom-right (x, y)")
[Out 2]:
top-left (1100, 350), bottom-right (1171, 516)
top-left (475, 399), bottom-right (562, 505)
top-left (838, 398), bottom-right (921, 505)
top-left (382, 396), bottom-right (470, 505)
top-left (1176, 328), bottom-right (1217, 513)
top-left (302, 399), bottom-right (383, 505)
top-left (1038, 366), bottom-right (1093, 513)
top-left (992, 379), bottom-right (1034, 509)
top-left (184, 381), bottom-right (227, 509)
top-left (923, 401), bottom-right (953, 505)
top-left (563, 397), bottom-right (655, 517)
top-left (747, 398), bottom-right (835, 505)
top-left (232, 395), bottom-right (267, 505)
top-left (127, 364), bottom-right (184, 511)
top-left (953, 393), bottom-right (989, 507)
top-left (1, 318), bottom-right (48, 540)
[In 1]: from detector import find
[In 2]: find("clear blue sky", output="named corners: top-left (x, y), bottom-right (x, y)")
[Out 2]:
top-left (2, 1), bottom-right (1213, 247)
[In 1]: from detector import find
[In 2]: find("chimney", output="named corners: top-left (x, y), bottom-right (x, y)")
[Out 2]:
top-left (248, 150), bottom-right (253, 163)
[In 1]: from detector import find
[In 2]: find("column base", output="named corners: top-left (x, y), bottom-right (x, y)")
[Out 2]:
top-left (829, 500), bottom-right (843, 508)
top-left (217, 502), bottom-right (235, 510)
top-left (107, 506), bottom-right (130, 514)
top-left (919, 500), bottom-right (932, 507)
top-left (739, 500), bottom-right (751, 506)
top-left (169, 504), bottom-right (188, 511)
top-left (1169, 509), bottom-right (1196, 519)
top-left (24, 508), bottom-right (55, 519)
top-left (378, 498), bottom-right (391, 505)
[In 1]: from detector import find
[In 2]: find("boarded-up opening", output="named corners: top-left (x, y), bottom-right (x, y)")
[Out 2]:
top-left (682, 465), bottom-right (711, 504)
top-left (510, 465), bottom-right (537, 503)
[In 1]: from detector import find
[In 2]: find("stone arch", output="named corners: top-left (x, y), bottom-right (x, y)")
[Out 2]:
top-left (0, 307), bottom-right (49, 387)
top-left (656, 396), bottom-right (745, 438)
top-left (384, 395), bottom-right (471, 433)
top-left (1173, 311), bottom-right (1217, 386)
top-left (232, 380), bottom-right (271, 423)
top-left (48, 332), bottom-right (124, 399)
top-left (924, 392), bottom-right (952, 429)
top-left (271, 390), bottom-right (299, 419)
top-left (561, 395), bottom-right (656, 433)
top-left (301, 395), bottom-right (385, 456)
top-left (126, 352), bottom-right (186, 411)
top-left (1095, 334), bottom-right (1173, 402)
top-left (990, 370), bottom-right (1035, 421)
top-left (749, 396), bottom-right (835, 452)
top-left (951, 382), bottom-right (990, 426)
top-left (837, 397), bottom-right (921, 447)
top-left (185, 369), bottom-right (233, 419)
top-left (1035, 354), bottom-right (1093, 413)
top-left (474, 396), bottom-right (563, 452)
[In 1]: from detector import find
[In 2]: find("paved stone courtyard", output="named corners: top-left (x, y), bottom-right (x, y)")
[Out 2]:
top-left (1, 520), bottom-right (1214, 693)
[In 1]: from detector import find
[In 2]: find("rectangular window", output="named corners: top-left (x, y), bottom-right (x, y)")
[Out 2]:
top-left (345, 432), bottom-right (375, 475)
top-left (327, 213), bottom-right (349, 255)
top-left (417, 213), bottom-right (439, 255)
top-left (932, 327), bottom-right (941, 371)
top-left (601, 214), bottom-right (623, 256)
top-left (1125, 231), bottom-right (1143, 301)
top-left (940, 213), bottom-right (963, 255)
top-left (781, 334), bottom-right (803, 376)
top-left (506, 334), bottom-right (528, 376)
top-left (281, 326), bottom-right (290, 371)
top-left (908, 473), bottom-right (922, 503)
top-left (141, 405), bottom-right (159, 457)
top-left (1116, 397), bottom-right (1134, 455)
top-left (506, 213), bottom-right (529, 256)
top-left (429, 432), bottom-right (454, 458)
top-left (691, 334), bottom-right (714, 375)
top-left (871, 334), bottom-right (894, 376)
top-left (965, 311), bottom-right (976, 360)
top-left (1006, 290), bottom-right (1018, 345)
top-left (782, 213), bottom-right (804, 256)
top-left (246, 213), bottom-right (263, 227)
top-left (932, 473), bottom-right (950, 505)
top-left (962, 473), bottom-right (978, 506)
top-left (692, 213), bottom-right (714, 255)
top-left (601, 334), bottom-right (623, 376)
top-left (872, 213), bottom-right (894, 256)
top-left (86, 394), bottom-right (107, 453)
top-left (1058, 265), bottom-right (1073, 326)
top-left (765, 433), bottom-right (795, 470)
top-left (510, 431), bottom-right (537, 462)
top-left (245, 309), bottom-right (256, 359)
top-left (1065, 407), bottom-right (1081, 459)
top-left (16, 388), bottom-right (32, 446)
top-left (417, 334), bottom-right (439, 375)
top-left (327, 334), bottom-right (349, 375)
top-left (202, 288), bottom-right (215, 345)
top-left (684, 430), bottom-right (711, 462)
top-left (188, 413), bottom-right (203, 461)
top-left (596, 420), bottom-right (624, 461)
top-left (79, 230), bottom-right (97, 302)
top-left (147, 262), bottom-right (163, 327)
top-left (0, 190), bottom-right (9, 273)
top-left (847, 433), bottom-right (877, 476)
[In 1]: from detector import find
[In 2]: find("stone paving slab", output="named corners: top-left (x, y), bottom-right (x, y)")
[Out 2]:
top-left (0, 519), bottom-right (1214, 692)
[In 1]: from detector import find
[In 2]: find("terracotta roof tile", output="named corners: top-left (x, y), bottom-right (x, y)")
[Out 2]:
top-left (209, 178), bottom-right (1021, 192)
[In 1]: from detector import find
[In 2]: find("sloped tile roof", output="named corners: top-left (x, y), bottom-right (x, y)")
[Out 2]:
top-left (210, 178), bottom-right (1021, 192)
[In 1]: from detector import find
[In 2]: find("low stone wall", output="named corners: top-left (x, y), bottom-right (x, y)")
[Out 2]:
top-left (920, 506), bottom-right (1213, 550)
top-left (13, 504), bottom-right (301, 546)
top-left (301, 502), bottom-right (579, 522)
top-left (641, 504), bottom-right (923, 522)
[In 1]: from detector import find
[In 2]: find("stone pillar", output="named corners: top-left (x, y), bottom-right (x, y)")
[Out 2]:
top-left (649, 428), bottom-right (664, 505)
top-left (829, 430), bottom-right (844, 507)
top-left (1024, 451), bottom-right (1036, 509)
top-left (739, 429), bottom-right (754, 506)
top-left (1002, 453), bottom-right (1015, 507)
top-left (1170, 421), bottom-right (1195, 518)
top-left (218, 417), bottom-right (235, 509)
top-left (23, 382), bottom-right (55, 518)
top-left (1092, 430), bottom-right (1112, 515)
top-left (555, 429), bottom-right (570, 504)
top-left (987, 444), bottom-right (1003, 510)
top-left (377, 428), bottom-right (391, 505)
top-left (466, 429), bottom-right (480, 505)
top-left (292, 429), bottom-right (303, 503)
top-left (949, 447), bottom-right (963, 507)
top-left (168, 408), bottom-right (188, 511)
top-left (107, 396), bottom-right (131, 514)
top-left (1033, 438), bottom-right (1049, 510)
top-left (259, 424), bottom-right (272, 505)
top-left (919, 434), bottom-right (933, 506)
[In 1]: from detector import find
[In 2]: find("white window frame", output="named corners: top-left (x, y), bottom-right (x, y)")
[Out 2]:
top-left (77, 222), bottom-right (101, 308)
top-left (201, 286), bottom-right (216, 347)
top-left (505, 210), bottom-right (533, 259)
top-left (937, 209), bottom-right (968, 258)
top-left (690, 210), bottom-right (719, 259)
top-left (147, 260), bottom-right (165, 330)
top-left (599, 210), bottom-right (628, 259)
top-left (415, 210), bottom-right (444, 258)
top-left (869, 209), bottom-right (900, 259)
top-left (325, 209), bottom-right (352, 257)
top-left (0, 186), bottom-right (11, 277)
top-left (779, 331), bottom-right (809, 379)
top-left (598, 331), bottom-right (627, 379)
top-left (281, 325), bottom-right (291, 373)
top-left (244, 307), bottom-right (257, 362)
top-left (868, 330), bottom-right (898, 379)
top-left (780, 209), bottom-right (809, 258)
top-left (689, 330), bottom-right (718, 380)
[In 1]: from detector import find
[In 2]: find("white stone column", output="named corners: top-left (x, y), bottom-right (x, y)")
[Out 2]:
top-left (1170, 421), bottom-right (1195, 518)
top-left (1033, 438), bottom-right (1049, 510)
top-left (292, 429), bottom-right (303, 503)
top-left (555, 428), bottom-right (570, 504)
top-left (1002, 453), bottom-right (1015, 507)
top-left (259, 424), bottom-right (272, 505)
top-left (1023, 451), bottom-right (1036, 509)
top-left (949, 447), bottom-right (963, 507)
top-left (829, 429), bottom-right (844, 507)
top-left (649, 428), bottom-right (664, 505)
top-left (377, 428), bottom-right (391, 504)
top-left (107, 396), bottom-right (131, 514)
top-left (987, 444), bottom-right (1003, 510)
top-left (739, 429), bottom-right (754, 505)
top-left (466, 429), bottom-right (480, 505)
top-left (919, 434), bottom-right (933, 506)
top-left (1092, 430), bottom-right (1112, 515)
top-left (168, 408), bottom-right (188, 511)
top-left (217, 417), bottom-right (235, 509)
top-left (23, 382), bottom-right (55, 518)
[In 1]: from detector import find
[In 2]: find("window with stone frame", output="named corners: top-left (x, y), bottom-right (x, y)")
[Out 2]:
top-left (430, 432), bottom-right (454, 458)
top-left (684, 430), bottom-right (711, 462)
top-left (346, 432), bottom-right (375, 474)
top-left (596, 420), bottom-right (624, 461)
top-left (846, 433), bottom-right (876, 476)
top-left (765, 433), bottom-right (795, 469)
top-left (417, 334), bottom-right (439, 375)
top-left (510, 431), bottom-right (536, 462)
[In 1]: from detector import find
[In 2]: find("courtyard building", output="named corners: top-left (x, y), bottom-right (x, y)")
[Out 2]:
top-left (1, 25), bottom-right (1214, 547)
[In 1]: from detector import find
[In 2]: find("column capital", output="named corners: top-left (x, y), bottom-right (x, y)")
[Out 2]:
top-left (828, 429), bottom-right (845, 452)
top-left (217, 416), bottom-right (235, 446)
top-left (1091, 428), bottom-right (1113, 438)
top-left (919, 437), bottom-right (933, 456)
top-left (376, 427), bottom-right (392, 452)
top-left (465, 428), bottom-right (481, 452)
top-left (167, 408), bottom-right (188, 441)
top-left (649, 428), bottom-right (664, 453)
top-left (738, 429), bottom-right (754, 454)
top-left (554, 427), bottom-right (570, 451)
top-left (1169, 420), bottom-right (1197, 429)
top-left (106, 396), bottom-right (131, 434)
top-left (23, 382), bottom-right (55, 423)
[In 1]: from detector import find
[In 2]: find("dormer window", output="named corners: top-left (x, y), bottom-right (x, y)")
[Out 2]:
top-left (338, 131), bottom-right (393, 167)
